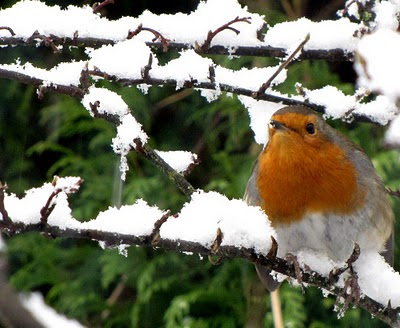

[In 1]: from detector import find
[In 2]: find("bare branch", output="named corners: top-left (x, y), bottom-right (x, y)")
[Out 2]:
top-left (26, 31), bottom-right (61, 53)
top-left (0, 27), bottom-right (15, 36)
top-left (0, 215), bottom-right (398, 327)
top-left (133, 138), bottom-right (195, 197)
top-left (0, 66), bottom-right (380, 124)
top-left (0, 35), bottom-right (354, 61)
top-left (128, 24), bottom-right (170, 52)
top-left (92, 0), bottom-right (115, 14)
top-left (257, 33), bottom-right (310, 97)
top-left (0, 182), bottom-right (11, 225)
top-left (198, 16), bottom-right (251, 52)
top-left (387, 188), bottom-right (400, 200)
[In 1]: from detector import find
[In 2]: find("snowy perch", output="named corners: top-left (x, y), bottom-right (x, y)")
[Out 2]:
top-left (1, 179), bottom-right (400, 327)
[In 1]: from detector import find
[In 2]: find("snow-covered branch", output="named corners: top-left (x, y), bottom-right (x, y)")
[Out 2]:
top-left (0, 179), bottom-right (400, 327)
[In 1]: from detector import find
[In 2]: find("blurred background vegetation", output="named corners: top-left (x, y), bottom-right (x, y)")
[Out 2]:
top-left (0, 0), bottom-right (399, 327)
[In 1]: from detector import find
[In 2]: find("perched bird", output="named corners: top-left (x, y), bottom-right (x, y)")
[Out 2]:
top-left (244, 105), bottom-right (394, 291)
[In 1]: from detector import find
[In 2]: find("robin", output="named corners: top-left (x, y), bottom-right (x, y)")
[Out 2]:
top-left (244, 105), bottom-right (394, 291)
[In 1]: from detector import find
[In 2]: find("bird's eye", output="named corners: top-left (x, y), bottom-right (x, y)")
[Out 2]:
top-left (306, 123), bottom-right (315, 134)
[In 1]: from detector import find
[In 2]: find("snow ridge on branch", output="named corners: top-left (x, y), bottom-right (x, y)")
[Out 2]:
top-left (1, 179), bottom-right (400, 327)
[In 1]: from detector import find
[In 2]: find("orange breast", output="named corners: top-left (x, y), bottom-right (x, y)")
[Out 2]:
top-left (257, 132), bottom-right (364, 226)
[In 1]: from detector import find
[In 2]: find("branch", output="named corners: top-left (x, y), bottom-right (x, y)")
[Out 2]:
top-left (128, 25), bottom-right (170, 52)
top-left (198, 16), bottom-right (252, 52)
top-left (0, 216), bottom-right (399, 327)
top-left (0, 36), bottom-right (354, 61)
top-left (92, 0), bottom-right (115, 14)
top-left (133, 139), bottom-right (195, 197)
top-left (0, 66), bottom-right (380, 125)
top-left (257, 33), bottom-right (310, 96)
top-left (387, 188), bottom-right (400, 200)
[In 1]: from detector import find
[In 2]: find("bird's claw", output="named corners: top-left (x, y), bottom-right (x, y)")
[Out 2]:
top-left (329, 243), bottom-right (360, 283)
top-left (335, 270), bottom-right (361, 317)
top-left (332, 244), bottom-right (362, 316)
top-left (285, 253), bottom-right (304, 292)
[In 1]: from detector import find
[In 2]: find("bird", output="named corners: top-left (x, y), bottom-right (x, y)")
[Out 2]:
top-left (244, 105), bottom-right (394, 291)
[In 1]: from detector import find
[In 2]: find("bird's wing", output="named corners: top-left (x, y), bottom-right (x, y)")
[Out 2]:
top-left (244, 156), bottom-right (282, 292)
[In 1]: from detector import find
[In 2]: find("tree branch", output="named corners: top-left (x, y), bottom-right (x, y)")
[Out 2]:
top-left (0, 36), bottom-right (354, 61)
top-left (0, 216), bottom-right (398, 327)
top-left (0, 66), bottom-right (381, 125)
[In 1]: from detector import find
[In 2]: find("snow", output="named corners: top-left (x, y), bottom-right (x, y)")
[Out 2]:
top-left (0, 61), bottom-right (86, 87)
top-left (88, 39), bottom-right (154, 80)
top-left (264, 17), bottom-right (360, 52)
top-left (305, 86), bottom-right (356, 119)
top-left (239, 96), bottom-right (283, 144)
top-left (355, 251), bottom-right (400, 308)
top-left (21, 293), bottom-right (85, 328)
top-left (112, 114), bottom-right (148, 180)
top-left (153, 50), bottom-right (213, 89)
top-left (385, 115), bottom-right (400, 146)
top-left (373, 0), bottom-right (400, 30)
top-left (353, 96), bottom-right (398, 125)
top-left (356, 29), bottom-right (400, 100)
top-left (129, 0), bottom-right (265, 47)
top-left (81, 87), bottom-right (148, 180)
top-left (160, 191), bottom-right (276, 255)
top-left (0, 0), bottom-right (265, 47)
top-left (82, 87), bottom-right (130, 118)
top-left (81, 199), bottom-right (166, 235)
top-left (155, 150), bottom-right (198, 174)
top-left (291, 248), bottom-right (400, 308)
top-left (4, 177), bottom-right (81, 226)
top-left (215, 65), bottom-right (287, 91)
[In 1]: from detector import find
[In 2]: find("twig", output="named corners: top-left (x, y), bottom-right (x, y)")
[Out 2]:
top-left (149, 211), bottom-right (171, 244)
top-left (89, 101), bottom-right (121, 125)
top-left (0, 27), bottom-right (15, 36)
top-left (127, 24), bottom-right (170, 52)
top-left (141, 54), bottom-right (153, 82)
top-left (26, 31), bottom-right (60, 53)
top-left (257, 33), bottom-right (310, 97)
top-left (0, 182), bottom-right (11, 225)
top-left (101, 274), bottom-right (128, 320)
top-left (133, 138), bottom-right (195, 197)
top-left (387, 188), bottom-right (400, 200)
top-left (199, 16), bottom-right (252, 52)
top-left (182, 156), bottom-right (201, 177)
top-left (92, 0), bottom-right (115, 14)
top-left (40, 189), bottom-right (62, 226)
top-left (209, 227), bottom-right (224, 265)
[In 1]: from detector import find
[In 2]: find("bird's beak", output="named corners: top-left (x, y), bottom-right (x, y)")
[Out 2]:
top-left (270, 119), bottom-right (288, 131)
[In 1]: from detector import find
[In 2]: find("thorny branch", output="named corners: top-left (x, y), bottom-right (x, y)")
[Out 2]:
top-left (198, 16), bottom-right (252, 52)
